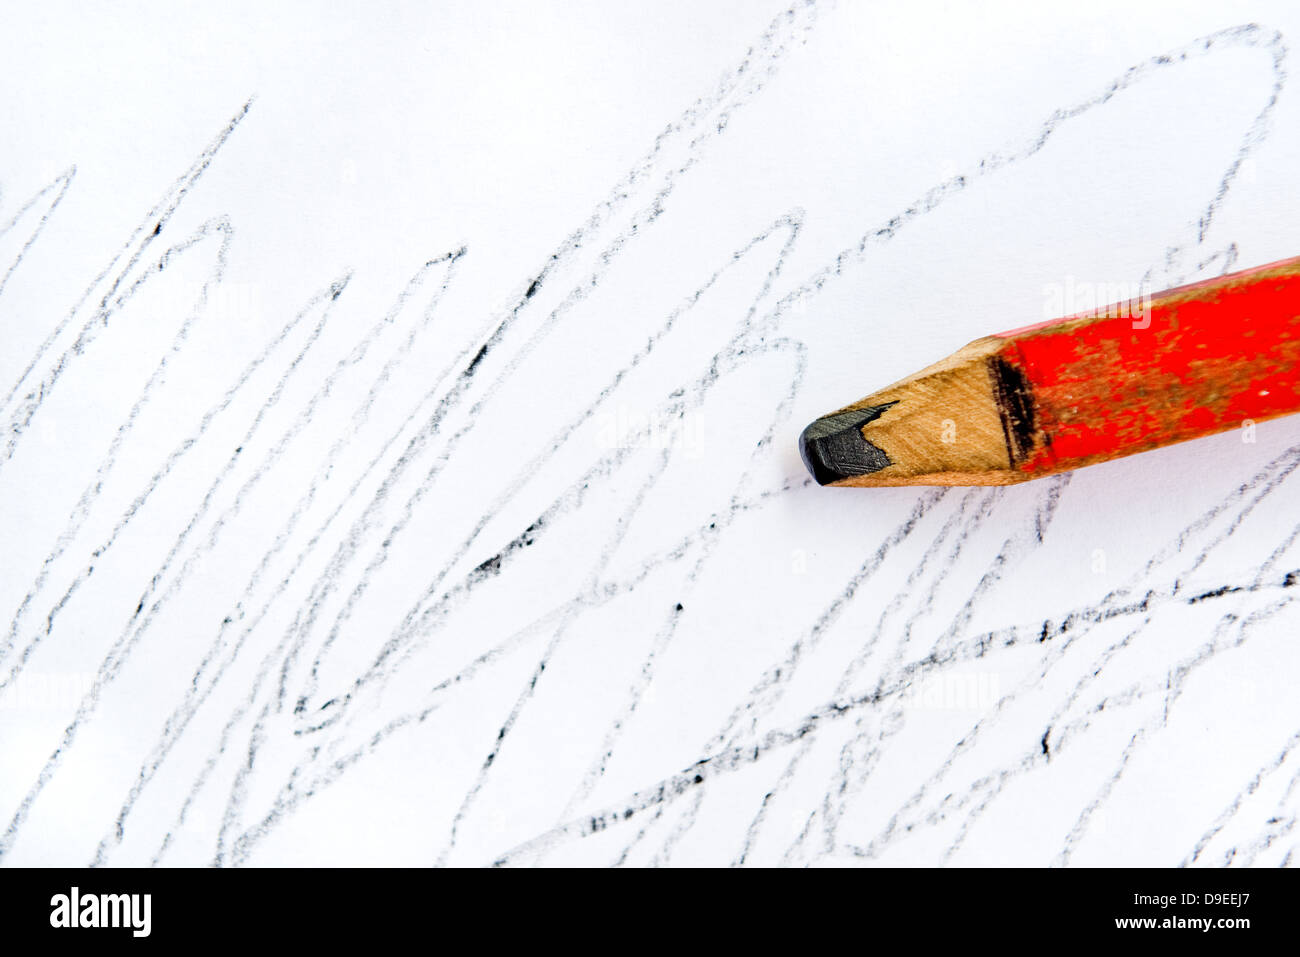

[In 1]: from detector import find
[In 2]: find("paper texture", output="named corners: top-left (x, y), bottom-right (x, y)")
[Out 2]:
top-left (2, 0), bottom-right (1299, 866)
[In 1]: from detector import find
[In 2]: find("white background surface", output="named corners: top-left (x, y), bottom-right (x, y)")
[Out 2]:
top-left (2, 0), bottom-right (1300, 866)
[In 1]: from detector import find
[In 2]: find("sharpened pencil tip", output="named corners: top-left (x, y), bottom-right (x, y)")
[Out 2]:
top-left (798, 403), bottom-right (897, 485)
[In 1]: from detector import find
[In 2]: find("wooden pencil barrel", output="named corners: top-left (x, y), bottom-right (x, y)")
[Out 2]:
top-left (995, 255), bottom-right (1300, 477)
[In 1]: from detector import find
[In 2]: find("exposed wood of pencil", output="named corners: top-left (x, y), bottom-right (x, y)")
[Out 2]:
top-left (799, 254), bottom-right (1300, 487)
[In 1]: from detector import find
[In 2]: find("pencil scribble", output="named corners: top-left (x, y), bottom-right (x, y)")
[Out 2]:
top-left (1, 4), bottom-right (1297, 867)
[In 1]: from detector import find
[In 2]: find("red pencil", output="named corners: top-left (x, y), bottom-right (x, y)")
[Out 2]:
top-left (799, 255), bottom-right (1300, 486)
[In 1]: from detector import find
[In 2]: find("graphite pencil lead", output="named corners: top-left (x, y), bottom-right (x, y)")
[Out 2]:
top-left (798, 403), bottom-right (896, 485)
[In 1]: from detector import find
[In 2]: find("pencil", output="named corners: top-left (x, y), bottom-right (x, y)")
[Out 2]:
top-left (799, 255), bottom-right (1300, 487)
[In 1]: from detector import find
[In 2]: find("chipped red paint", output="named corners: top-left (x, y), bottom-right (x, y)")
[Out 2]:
top-left (993, 255), bottom-right (1300, 474)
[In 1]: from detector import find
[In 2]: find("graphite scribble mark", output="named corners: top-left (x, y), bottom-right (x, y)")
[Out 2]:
top-left (0, 7), bottom-right (1295, 871)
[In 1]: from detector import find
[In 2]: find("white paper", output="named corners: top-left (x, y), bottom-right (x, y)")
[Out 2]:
top-left (2, 0), bottom-right (1300, 866)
